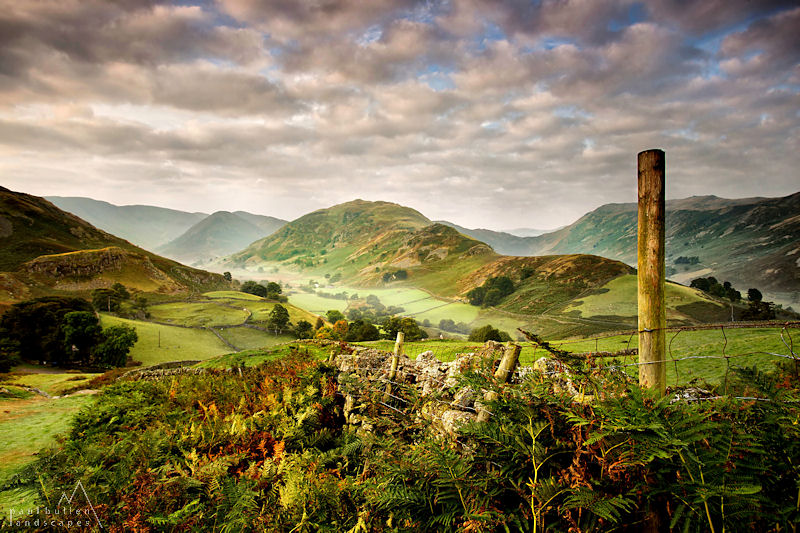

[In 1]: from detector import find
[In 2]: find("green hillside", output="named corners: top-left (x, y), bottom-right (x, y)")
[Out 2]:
top-left (522, 193), bottom-right (800, 306)
top-left (0, 187), bottom-right (230, 305)
top-left (219, 199), bottom-right (732, 337)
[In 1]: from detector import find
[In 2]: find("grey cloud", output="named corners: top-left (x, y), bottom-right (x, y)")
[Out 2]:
top-left (215, 0), bottom-right (421, 40)
top-left (0, 0), bottom-right (797, 230)
top-left (719, 7), bottom-right (800, 79)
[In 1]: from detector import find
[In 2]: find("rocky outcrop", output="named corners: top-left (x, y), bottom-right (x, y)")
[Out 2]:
top-left (23, 246), bottom-right (183, 292)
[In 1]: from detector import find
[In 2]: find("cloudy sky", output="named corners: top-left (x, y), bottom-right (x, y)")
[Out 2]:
top-left (0, 0), bottom-right (798, 230)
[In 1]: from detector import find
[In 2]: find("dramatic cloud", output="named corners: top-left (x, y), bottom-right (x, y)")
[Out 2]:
top-left (0, 0), bottom-right (797, 230)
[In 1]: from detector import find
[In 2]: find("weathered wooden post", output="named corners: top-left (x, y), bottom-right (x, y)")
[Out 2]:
top-left (637, 149), bottom-right (666, 395)
top-left (383, 331), bottom-right (404, 402)
top-left (477, 343), bottom-right (521, 423)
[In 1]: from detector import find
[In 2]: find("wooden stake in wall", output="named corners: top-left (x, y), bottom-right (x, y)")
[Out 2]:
top-left (476, 343), bottom-right (521, 423)
top-left (637, 149), bottom-right (667, 395)
top-left (383, 331), bottom-right (404, 402)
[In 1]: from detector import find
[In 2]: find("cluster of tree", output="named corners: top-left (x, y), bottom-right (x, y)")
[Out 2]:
top-left (467, 324), bottom-right (513, 342)
top-left (344, 295), bottom-right (404, 324)
top-left (467, 276), bottom-right (516, 307)
top-left (739, 288), bottom-right (777, 320)
top-left (381, 316), bottom-right (428, 341)
top-left (382, 269), bottom-right (408, 283)
top-left (91, 282), bottom-right (147, 318)
top-left (88, 284), bottom-right (137, 317)
top-left (324, 272), bottom-right (342, 283)
top-left (314, 319), bottom-right (381, 342)
top-left (0, 297), bottom-right (137, 371)
top-left (674, 256), bottom-right (701, 265)
top-left (690, 277), bottom-right (742, 302)
top-left (691, 278), bottom-right (777, 321)
top-left (438, 318), bottom-right (471, 335)
top-left (317, 291), bottom-right (350, 300)
top-left (241, 280), bottom-right (286, 302)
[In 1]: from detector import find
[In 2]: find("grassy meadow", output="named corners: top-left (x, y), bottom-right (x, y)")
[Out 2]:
top-left (100, 314), bottom-right (232, 365)
top-left (0, 389), bottom-right (94, 512)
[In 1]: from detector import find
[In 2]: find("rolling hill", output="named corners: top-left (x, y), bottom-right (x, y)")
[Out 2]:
top-left (157, 211), bottom-right (286, 265)
top-left (46, 196), bottom-right (207, 251)
top-left (223, 199), bottom-right (722, 332)
top-left (0, 187), bottom-right (230, 306)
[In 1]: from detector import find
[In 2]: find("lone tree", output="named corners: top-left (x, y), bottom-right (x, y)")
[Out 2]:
top-left (468, 324), bottom-right (512, 342)
top-left (294, 320), bottom-right (313, 339)
top-left (326, 310), bottom-right (345, 324)
top-left (268, 304), bottom-right (291, 334)
top-left (748, 288), bottom-right (763, 302)
top-left (94, 325), bottom-right (138, 367)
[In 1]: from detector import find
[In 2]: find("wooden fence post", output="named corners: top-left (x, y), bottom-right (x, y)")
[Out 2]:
top-left (477, 343), bottom-right (521, 423)
top-left (637, 149), bottom-right (666, 395)
top-left (383, 331), bottom-right (404, 402)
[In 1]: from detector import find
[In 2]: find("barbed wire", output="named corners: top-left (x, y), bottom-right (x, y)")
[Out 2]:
top-left (550, 320), bottom-right (800, 347)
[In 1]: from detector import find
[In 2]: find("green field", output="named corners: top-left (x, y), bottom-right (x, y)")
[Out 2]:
top-left (562, 275), bottom-right (727, 323)
top-left (198, 342), bottom-right (331, 369)
top-left (5, 372), bottom-right (99, 396)
top-left (245, 300), bottom-right (320, 326)
top-left (288, 291), bottom-right (348, 315)
top-left (100, 315), bottom-right (231, 365)
top-left (215, 327), bottom-right (295, 351)
top-left (0, 394), bottom-right (94, 511)
top-left (204, 290), bottom-right (264, 301)
top-left (551, 326), bottom-right (791, 388)
top-left (149, 301), bottom-right (249, 327)
top-left (292, 285), bottom-right (536, 337)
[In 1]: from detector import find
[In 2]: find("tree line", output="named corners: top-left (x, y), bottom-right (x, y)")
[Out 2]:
top-left (0, 293), bottom-right (137, 372)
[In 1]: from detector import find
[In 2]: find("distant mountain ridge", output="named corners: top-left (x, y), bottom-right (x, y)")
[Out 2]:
top-left (46, 196), bottom-right (207, 251)
top-left (437, 194), bottom-right (798, 307)
top-left (436, 221), bottom-right (536, 256)
top-left (45, 197), bottom-right (287, 258)
top-left (225, 199), bottom-right (638, 319)
top-left (157, 211), bottom-right (286, 265)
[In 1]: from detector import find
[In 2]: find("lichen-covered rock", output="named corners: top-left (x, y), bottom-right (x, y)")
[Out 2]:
top-left (452, 387), bottom-right (477, 410)
top-left (670, 387), bottom-right (715, 403)
top-left (533, 357), bottom-right (581, 398)
top-left (441, 410), bottom-right (474, 434)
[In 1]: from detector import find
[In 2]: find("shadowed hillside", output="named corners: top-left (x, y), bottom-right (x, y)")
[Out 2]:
top-left (0, 187), bottom-right (230, 305)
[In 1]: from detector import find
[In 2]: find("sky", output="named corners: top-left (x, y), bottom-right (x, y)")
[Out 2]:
top-left (0, 1), bottom-right (798, 231)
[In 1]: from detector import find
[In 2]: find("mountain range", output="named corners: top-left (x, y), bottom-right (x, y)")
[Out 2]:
top-left (441, 193), bottom-right (800, 306)
top-left (222, 199), bottom-right (724, 329)
top-left (156, 211), bottom-right (285, 266)
top-left (38, 190), bottom-right (799, 313)
top-left (46, 197), bottom-right (287, 265)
